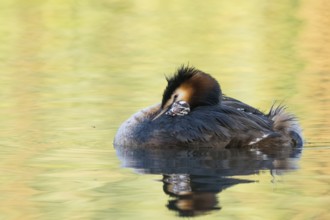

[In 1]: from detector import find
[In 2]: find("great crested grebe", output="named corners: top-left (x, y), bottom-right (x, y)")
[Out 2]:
top-left (114, 66), bottom-right (303, 149)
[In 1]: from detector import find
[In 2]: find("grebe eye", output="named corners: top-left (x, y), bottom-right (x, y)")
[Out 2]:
top-left (174, 94), bottom-right (178, 100)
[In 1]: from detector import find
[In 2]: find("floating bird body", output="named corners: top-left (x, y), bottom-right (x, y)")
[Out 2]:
top-left (114, 66), bottom-right (303, 149)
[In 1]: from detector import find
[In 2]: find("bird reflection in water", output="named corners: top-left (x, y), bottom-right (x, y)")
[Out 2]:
top-left (163, 174), bottom-right (250, 216)
top-left (115, 145), bottom-right (302, 217)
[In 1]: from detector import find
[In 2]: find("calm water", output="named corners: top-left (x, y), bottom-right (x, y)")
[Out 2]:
top-left (0, 0), bottom-right (329, 219)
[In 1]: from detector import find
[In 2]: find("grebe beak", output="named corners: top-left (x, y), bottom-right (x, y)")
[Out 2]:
top-left (152, 108), bottom-right (168, 121)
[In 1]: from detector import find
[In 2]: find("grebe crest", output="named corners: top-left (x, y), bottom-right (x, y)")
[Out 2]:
top-left (154, 66), bottom-right (221, 120)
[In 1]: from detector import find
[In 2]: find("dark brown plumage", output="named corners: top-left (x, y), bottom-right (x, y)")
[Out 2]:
top-left (114, 66), bottom-right (303, 149)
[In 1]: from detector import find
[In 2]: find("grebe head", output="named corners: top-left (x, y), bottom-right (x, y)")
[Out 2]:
top-left (153, 66), bottom-right (221, 120)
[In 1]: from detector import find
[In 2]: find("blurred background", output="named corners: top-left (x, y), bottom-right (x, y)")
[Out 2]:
top-left (0, 0), bottom-right (329, 219)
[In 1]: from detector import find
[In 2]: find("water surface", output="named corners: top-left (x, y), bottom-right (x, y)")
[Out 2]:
top-left (0, 0), bottom-right (329, 219)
